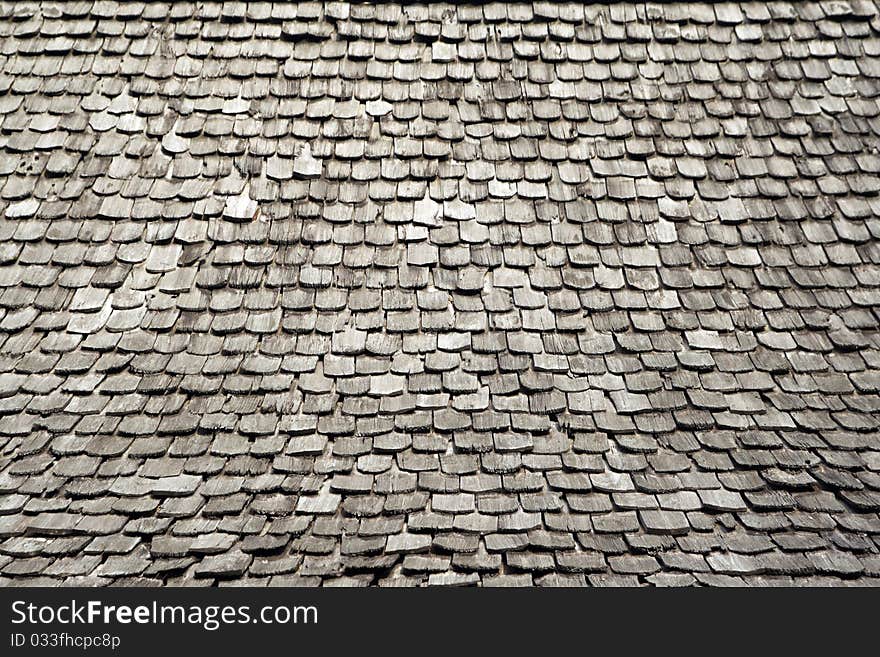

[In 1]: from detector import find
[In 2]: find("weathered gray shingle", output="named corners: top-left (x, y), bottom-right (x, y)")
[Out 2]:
top-left (0, 1), bottom-right (879, 588)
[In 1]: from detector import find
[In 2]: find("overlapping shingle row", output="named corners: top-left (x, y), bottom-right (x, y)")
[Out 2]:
top-left (0, 1), bottom-right (879, 586)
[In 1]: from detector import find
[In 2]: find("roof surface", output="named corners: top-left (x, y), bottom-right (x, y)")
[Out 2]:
top-left (1, 1), bottom-right (880, 587)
